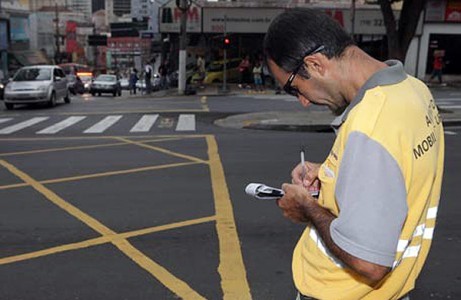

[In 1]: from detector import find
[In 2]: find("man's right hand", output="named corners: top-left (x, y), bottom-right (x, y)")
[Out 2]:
top-left (291, 162), bottom-right (321, 191)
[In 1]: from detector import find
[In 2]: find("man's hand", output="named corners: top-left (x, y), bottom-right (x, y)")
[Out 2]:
top-left (277, 183), bottom-right (315, 223)
top-left (291, 161), bottom-right (321, 190)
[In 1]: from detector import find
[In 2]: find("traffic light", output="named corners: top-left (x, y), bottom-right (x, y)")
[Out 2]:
top-left (223, 36), bottom-right (231, 49)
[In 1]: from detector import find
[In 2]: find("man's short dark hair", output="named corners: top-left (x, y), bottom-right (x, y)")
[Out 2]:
top-left (264, 8), bottom-right (355, 74)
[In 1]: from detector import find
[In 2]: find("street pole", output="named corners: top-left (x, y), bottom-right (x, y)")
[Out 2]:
top-left (351, 0), bottom-right (356, 40)
top-left (54, 3), bottom-right (61, 64)
top-left (222, 15), bottom-right (227, 93)
top-left (178, 0), bottom-right (189, 95)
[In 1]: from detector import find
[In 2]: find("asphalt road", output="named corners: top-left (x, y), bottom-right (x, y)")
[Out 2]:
top-left (0, 90), bottom-right (459, 299)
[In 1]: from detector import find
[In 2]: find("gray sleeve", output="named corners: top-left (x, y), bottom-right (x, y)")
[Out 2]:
top-left (330, 131), bottom-right (408, 267)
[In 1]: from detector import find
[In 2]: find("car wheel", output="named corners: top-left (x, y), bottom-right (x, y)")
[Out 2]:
top-left (98, 93), bottom-right (101, 96)
top-left (113, 91), bottom-right (117, 97)
top-left (64, 91), bottom-right (71, 103)
top-left (91, 92), bottom-right (95, 96)
top-left (48, 92), bottom-right (56, 107)
top-left (5, 103), bottom-right (14, 110)
top-left (118, 90), bottom-right (122, 96)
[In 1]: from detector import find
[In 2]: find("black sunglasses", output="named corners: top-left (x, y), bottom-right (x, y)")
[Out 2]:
top-left (283, 45), bottom-right (325, 97)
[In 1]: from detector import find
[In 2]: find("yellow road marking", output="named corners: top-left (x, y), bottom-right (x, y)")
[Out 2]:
top-left (206, 136), bottom-right (252, 299)
top-left (0, 216), bottom-right (216, 266)
top-left (0, 134), bottom-right (208, 142)
top-left (0, 161), bottom-right (201, 191)
top-left (114, 137), bottom-right (208, 164)
top-left (0, 137), bottom-right (183, 157)
top-left (0, 159), bottom-right (205, 299)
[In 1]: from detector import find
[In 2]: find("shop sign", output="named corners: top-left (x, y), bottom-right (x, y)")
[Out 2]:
top-left (159, 0), bottom-right (201, 33)
top-left (66, 21), bottom-right (78, 53)
top-left (203, 8), bottom-right (282, 33)
top-left (446, 0), bottom-right (461, 22)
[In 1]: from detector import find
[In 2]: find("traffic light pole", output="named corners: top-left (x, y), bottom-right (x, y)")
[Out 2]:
top-left (222, 15), bottom-right (227, 93)
top-left (178, 0), bottom-right (189, 95)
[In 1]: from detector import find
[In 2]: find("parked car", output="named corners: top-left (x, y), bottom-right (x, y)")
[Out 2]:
top-left (169, 63), bottom-right (197, 87)
top-left (3, 65), bottom-right (70, 110)
top-left (90, 74), bottom-right (122, 97)
top-left (120, 78), bottom-right (130, 90)
top-left (191, 58), bottom-right (241, 84)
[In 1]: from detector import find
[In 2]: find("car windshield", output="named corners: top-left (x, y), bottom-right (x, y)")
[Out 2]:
top-left (95, 75), bottom-right (116, 82)
top-left (80, 76), bottom-right (92, 82)
top-left (208, 63), bottom-right (223, 72)
top-left (14, 68), bottom-right (52, 81)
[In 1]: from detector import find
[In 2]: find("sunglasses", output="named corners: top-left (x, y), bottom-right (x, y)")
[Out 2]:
top-left (283, 45), bottom-right (325, 97)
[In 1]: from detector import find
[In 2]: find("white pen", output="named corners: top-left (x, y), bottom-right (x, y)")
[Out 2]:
top-left (300, 148), bottom-right (307, 186)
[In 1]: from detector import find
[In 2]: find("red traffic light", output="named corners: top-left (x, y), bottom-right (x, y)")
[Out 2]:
top-left (224, 37), bottom-right (230, 45)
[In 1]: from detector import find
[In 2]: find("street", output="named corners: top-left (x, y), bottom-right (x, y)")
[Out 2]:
top-left (0, 89), bottom-right (459, 299)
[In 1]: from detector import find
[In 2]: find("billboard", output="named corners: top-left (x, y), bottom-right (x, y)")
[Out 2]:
top-left (10, 17), bottom-right (30, 42)
top-left (159, 0), bottom-right (201, 33)
top-left (66, 21), bottom-right (78, 53)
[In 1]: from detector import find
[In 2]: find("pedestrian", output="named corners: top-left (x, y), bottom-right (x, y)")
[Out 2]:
top-left (263, 8), bottom-right (444, 300)
top-left (158, 62), bottom-right (168, 90)
top-left (238, 55), bottom-right (250, 88)
top-left (196, 55), bottom-right (206, 88)
top-left (129, 68), bottom-right (138, 95)
top-left (145, 62), bottom-right (154, 94)
top-left (429, 50), bottom-right (445, 84)
top-left (252, 61), bottom-right (263, 92)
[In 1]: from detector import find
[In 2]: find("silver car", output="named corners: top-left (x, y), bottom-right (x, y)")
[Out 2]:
top-left (4, 65), bottom-right (70, 110)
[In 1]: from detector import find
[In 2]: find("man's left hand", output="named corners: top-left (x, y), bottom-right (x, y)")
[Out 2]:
top-left (277, 183), bottom-right (315, 223)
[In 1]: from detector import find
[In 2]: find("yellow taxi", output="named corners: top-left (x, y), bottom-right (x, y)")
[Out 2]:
top-left (191, 58), bottom-right (241, 84)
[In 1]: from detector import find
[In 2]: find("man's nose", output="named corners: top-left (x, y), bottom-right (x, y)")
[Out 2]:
top-left (298, 93), bottom-right (312, 107)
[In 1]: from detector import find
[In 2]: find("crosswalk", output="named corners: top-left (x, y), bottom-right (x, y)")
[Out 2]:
top-left (0, 114), bottom-right (197, 135)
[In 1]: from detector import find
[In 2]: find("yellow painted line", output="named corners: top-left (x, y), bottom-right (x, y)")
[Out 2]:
top-left (206, 136), bottom-right (251, 299)
top-left (0, 161), bottom-right (201, 190)
top-left (0, 159), bottom-right (205, 299)
top-left (0, 137), bottom-right (184, 157)
top-left (114, 137), bottom-right (208, 164)
top-left (0, 134), bottom-right (208, 142)
top-left (0, 215), bottom-right (216, 266)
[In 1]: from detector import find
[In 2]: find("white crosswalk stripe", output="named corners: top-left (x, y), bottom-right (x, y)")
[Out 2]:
top-left (0, 118), bottom-right (12, 124)
top-left (130, 114), bottom-right (159, 132)
top-left (444, 131), bottom-right (457, 135)
top-left (84, 115), bottom-right (123, 133)
top-left (176, 114), bottom-right (196, 131)
top-left (0, 117), bottom-right (49, 134)
top-left (37, 116), bottom-right (87, 134)
top-left (0, 114), bottom-right (197, 135)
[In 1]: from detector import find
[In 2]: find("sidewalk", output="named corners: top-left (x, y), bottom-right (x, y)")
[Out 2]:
top-left (149, 83), bottom-right (461, 132)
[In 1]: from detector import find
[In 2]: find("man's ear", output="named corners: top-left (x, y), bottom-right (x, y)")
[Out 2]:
top-left (303, 53), bottom-right (326, 78)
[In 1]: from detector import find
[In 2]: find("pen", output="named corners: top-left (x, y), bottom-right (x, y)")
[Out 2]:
top-left (300, 147), bottom-right (307, 186)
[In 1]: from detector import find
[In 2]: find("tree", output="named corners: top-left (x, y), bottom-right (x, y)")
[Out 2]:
top-left (377, 0), bottom-right (426, 61)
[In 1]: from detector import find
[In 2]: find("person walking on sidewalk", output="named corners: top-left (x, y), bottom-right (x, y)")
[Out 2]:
top-left (264, 8), bottom-right (444, 300)
top-left (129, 68), bottom-right (138, 95)
top-left (252, 61), bottom-right (263, 92)
top-left (144, 62), bottom-right (154, 94)
top-left (429, 50), bottom-right (445, 85)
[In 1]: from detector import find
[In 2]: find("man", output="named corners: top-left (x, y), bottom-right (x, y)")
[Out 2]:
top-left (144, 62), bottom-right (154, 94)
top-left (263, 8), bottom-right (444, 300)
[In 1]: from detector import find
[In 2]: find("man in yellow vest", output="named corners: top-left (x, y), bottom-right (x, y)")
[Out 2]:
top-left (264, 8), bottom-right (444, 300)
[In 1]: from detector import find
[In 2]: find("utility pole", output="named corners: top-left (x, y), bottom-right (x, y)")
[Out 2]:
top-left (222, 15), bottom-right (228, 93)
top-left (177, 0), bottom-right (190, 95)
top-left (54, 3), bottom-right (61, 64)
top-left (351, 0), bottom-right (356, 40)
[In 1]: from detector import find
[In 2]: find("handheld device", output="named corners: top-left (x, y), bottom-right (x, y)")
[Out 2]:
top-left (245, 183), bottom-right (319, 200)
top-left (245, 183), bottom-right (284, 200)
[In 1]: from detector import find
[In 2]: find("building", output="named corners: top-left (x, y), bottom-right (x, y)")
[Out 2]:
top-left (70, 0), bottom-right (92, 19)
top-left (114, 0), bottom-right (131, 17)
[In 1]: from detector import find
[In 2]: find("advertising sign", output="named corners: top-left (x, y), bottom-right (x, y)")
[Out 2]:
top-left (159, 0), bottom-right (201, 33)
top-left (446, 0), bottom-right (461, 22)
top-left (66, 21), bottom-right (78, 53)
top-left (203, 8), bottom-right (282, 33)
top-left (10, 17), bottom-right (30, 42)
